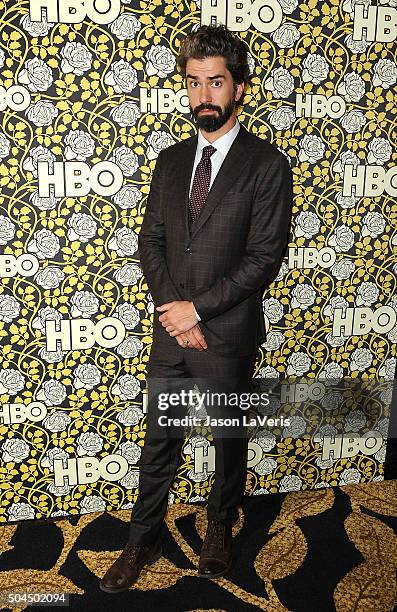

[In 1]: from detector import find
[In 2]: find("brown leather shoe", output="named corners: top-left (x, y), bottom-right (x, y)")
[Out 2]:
top-left (99, 540), bottom-right (162, 593)
top-left (198, 519), bottom-right (233, 578)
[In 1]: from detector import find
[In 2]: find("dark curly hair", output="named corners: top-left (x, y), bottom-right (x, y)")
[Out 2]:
top-left (176, 25), bottom-right (251, 107)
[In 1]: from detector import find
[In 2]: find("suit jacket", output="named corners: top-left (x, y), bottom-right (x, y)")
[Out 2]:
top-left (138, 123), bottom-right (293, 357)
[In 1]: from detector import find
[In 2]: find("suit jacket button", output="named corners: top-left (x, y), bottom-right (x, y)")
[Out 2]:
top-left (186, 248), bottom-right (191, 254)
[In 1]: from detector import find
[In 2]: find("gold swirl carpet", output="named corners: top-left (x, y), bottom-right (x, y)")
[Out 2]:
top-left (1, 481), bottom-right (397, 612)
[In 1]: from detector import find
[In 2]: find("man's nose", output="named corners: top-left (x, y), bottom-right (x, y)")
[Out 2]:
top-left (199, 85), bottom-right (212, 104)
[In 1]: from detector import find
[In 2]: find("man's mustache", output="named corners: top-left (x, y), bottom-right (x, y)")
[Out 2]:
top-left (194, 104), bottom-right (221, 113)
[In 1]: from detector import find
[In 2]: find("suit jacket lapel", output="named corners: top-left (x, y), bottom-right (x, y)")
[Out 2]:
top-left (176, 134), bottom-right (197, 242)
top-left (188, 124), bottom-right (251, 241)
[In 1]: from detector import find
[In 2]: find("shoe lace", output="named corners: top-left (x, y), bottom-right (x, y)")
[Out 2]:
top-left (203, 519), bottom-right (225, 551)
top-left (120, 542), bottom-right (142, 566)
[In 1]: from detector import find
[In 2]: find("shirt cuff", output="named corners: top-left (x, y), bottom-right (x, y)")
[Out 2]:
top-left (192, 304), bottom-right (201, 322)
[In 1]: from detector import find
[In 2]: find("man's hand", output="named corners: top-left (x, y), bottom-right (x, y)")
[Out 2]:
top-left (156, 300), bottom-right (198, 336)
top-left (175, 324), bottom-right (208, 351)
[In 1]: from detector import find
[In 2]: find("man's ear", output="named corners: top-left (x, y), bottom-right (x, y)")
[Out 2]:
top-left (235, 81), bottom-right (245, 103)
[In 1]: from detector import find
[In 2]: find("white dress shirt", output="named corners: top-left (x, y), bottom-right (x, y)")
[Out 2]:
top-left (189, 119), bottom-right (241, 322)
top-left (189, 118), bottom-right (241, 196)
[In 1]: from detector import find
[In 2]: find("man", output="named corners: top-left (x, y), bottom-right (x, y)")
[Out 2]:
top-left (100, 24), bottom-right (292, 593)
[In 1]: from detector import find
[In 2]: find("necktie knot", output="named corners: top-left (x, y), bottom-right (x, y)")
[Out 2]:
top-left (201, 145), bottom-right (216, 161)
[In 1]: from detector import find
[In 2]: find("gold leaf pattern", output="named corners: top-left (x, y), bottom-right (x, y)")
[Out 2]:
top-left (0, 569), bottom-right (83, 598)
top-left (343, 481), bottom-right (397, 516)
top-left (0, 523), bottom-right (17, 554)
top-left (0, 486), bottom-right (396, 610)
top-left (334, 564), bottom-right (397, 612)
top-left (344, 512), bottom-right (397, 568)
top-left (255, 523), bottom-right (307, 581)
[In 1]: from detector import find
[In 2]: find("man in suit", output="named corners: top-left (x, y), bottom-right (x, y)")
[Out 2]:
top-left (100, 24), bottom-right (292, 593)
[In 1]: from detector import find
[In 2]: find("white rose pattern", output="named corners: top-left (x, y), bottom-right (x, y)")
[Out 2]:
top-left (0, 3), bottom-right (392, 517)
top-left (145, 45), bottom-right (176, 77)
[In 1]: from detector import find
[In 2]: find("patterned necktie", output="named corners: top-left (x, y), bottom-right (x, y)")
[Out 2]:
top-left (188, 144), bottom-right (217, 225)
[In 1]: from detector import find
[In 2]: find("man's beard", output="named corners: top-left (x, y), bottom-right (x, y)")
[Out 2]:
top-left (191, 97), bottom-right (236, 132)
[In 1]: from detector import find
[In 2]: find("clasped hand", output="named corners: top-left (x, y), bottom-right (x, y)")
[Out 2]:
top-left (156, 300), bottom-right (207, 351)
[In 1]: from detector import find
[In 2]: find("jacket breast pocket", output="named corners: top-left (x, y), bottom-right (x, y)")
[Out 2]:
top-left (221, 191), bottom-right (253, 203)
top-left (219, 192), bottom-right (253, 222)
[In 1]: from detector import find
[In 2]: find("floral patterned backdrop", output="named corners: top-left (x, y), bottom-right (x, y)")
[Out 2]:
top-left (0, 0), bottom-right (396, 523)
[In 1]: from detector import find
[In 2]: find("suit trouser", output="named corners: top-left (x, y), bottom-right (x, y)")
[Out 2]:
top-left (128, 338), bottom-right (257, 545)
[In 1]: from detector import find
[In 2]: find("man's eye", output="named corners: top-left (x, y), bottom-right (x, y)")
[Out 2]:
top-left (212, 81), bottom-right (222, 87)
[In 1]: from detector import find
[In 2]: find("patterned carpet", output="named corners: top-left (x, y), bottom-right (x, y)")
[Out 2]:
top-left (1, 480), bottom-right (397, 612)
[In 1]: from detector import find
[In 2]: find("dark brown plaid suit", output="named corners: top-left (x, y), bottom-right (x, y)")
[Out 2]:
top-left (128, 124), bottom-right (293, 545)
top-left (138, 123), bottom-right (293, 356)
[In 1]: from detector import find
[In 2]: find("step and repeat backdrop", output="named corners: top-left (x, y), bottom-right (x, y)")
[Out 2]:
top-left (0, 0), bottom-right (396, 523)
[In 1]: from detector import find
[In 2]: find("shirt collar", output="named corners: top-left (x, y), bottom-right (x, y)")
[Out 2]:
top-left (197, 118), bottom-right (240, 158)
